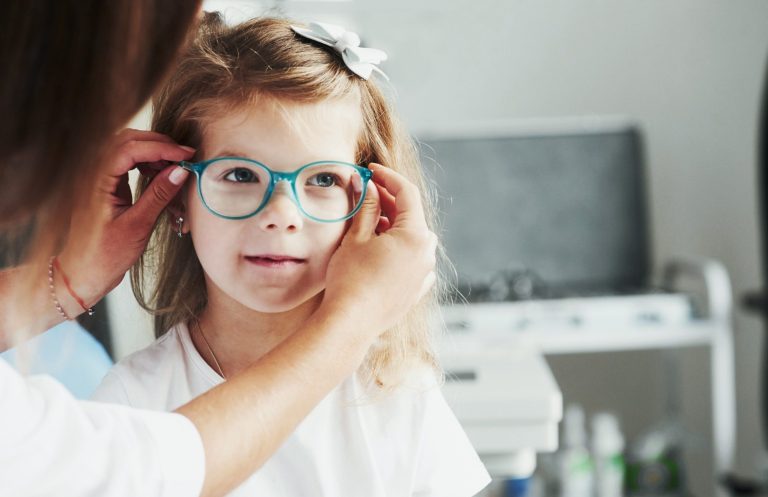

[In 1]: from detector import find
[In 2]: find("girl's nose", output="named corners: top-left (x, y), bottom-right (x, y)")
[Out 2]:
top-left (257, 184), bottom-right (304, 232)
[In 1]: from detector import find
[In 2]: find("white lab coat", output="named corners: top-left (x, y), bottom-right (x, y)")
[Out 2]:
top-left (0, 359), bottom-right (205, 497)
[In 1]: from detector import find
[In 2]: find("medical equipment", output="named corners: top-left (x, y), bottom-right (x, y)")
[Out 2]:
top-left (419, 118), bottom-right (650, 300)
top-left (440, 256), bottom-right (735, 497)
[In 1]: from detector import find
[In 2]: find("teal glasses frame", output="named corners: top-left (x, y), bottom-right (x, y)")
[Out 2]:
top-left (179, 157), bottom-right (373, 223)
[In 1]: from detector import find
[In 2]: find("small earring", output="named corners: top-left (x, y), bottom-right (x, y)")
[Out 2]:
top-left (176, 217), bottom-right (184, 238)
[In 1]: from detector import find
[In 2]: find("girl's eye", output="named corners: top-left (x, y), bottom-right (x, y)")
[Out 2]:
top-left (224, 168), bottom-right (258, 183)
top-left (307, 173), bottom-right (338, 188)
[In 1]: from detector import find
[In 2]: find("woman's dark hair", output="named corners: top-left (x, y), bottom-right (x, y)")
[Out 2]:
top-left (0, 1), bottom-right (201, 264)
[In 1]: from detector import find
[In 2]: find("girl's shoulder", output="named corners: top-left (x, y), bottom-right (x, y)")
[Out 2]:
top-left (110, 324), bottom-right (187, 377)
top-left (349, 363), bottom-right (443, 415)
top-left (90, 323), bottom-right (189, 408)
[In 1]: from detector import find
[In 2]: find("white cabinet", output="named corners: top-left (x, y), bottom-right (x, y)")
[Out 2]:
top-left (439, 257), bottom-right (735, 497)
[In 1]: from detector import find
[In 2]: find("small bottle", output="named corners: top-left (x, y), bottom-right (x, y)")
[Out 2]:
top-left (592, 412), bottom-right (625, 497)
top-left (502, 450), bottom-right (536, 497)
top-left (625, 422), bottom-right (687, 497)
top-left (558, 404), bottom-right (594, 497)
top-left (481, 450), bottom-right (537, 497)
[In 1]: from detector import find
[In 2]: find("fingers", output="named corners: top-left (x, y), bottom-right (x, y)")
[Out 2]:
top-left (376, 216), bottom-right (391, 234)
top-left (106, 139), bottom-right (195, 184)
top-left (104, 130), bottom-right (195, 186)
top-left (417, 271), bottom-right (437, 302)
top-left (123, 165), bottom-right (190, 234)
top-left (347, 179), bottom-right (381, 241)
top-left (376, 182), bottom-right (398, 228)
top-left (424, 231), bottom-right (438, 271)
top-left (368, 164), bottom-right (438, 300)
top-left (368, 164), bottom-right (426, 230)
top-left (136, 161), bottom-right (170, 180)
top-left (113, 128), bottom-right (177, 146)
top-left (417, 233), bottom-right (438, 298)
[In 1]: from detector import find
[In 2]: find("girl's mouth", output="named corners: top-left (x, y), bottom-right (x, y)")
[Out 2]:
top-left (244, 255), bottom-right (306, 268)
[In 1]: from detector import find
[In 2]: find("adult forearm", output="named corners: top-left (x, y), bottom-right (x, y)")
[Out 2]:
top-left (0, 265), bottom-right (81, 350)
top-left (175, 304), bottom-right (369, 497)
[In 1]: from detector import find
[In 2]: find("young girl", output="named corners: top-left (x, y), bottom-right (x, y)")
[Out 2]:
top-left (93, 13), bottom-right (490, 496)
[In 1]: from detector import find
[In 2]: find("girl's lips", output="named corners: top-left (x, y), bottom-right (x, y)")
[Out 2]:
top-left (244, 255), bottom-right (306, 268)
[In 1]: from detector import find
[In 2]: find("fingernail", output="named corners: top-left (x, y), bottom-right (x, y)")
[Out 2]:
top-left (180, 145), bottom-right (196, 152)
top-left (169, 166), bottom-right (189, 185)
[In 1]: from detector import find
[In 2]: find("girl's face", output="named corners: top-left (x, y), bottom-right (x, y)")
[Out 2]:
top-left (185, 97), bottom-right (363, 313)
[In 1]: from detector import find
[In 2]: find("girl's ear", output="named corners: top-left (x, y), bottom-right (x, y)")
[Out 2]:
top-left (166, 196), bottom-right (189, 234)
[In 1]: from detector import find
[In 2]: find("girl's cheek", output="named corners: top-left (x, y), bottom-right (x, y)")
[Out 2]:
top-left (333, 223), bottom-right (348, 249)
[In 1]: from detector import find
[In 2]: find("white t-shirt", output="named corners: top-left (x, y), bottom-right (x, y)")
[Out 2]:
top-left (92, 322), bottom-right (491, 497)
top-left (0, 358), bottom-right (205, 497)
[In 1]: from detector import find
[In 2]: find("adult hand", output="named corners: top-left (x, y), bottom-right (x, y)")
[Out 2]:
top-left (321, 163), bottom-right (437, 335)
top-left (56, 129), bottom-right (194, 317)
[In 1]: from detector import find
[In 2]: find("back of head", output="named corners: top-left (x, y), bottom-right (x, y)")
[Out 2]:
top-left (135, 13), bottom-right (442, 390)
top-left (0, 1), bottom-right (201, 334)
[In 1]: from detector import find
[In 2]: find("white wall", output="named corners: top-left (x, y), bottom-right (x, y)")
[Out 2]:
top-left (112, 2), bottom-right (768, 495)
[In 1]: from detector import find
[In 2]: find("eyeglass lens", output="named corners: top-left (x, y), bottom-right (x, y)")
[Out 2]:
top-left (199, 159), bottom-right (363, 221)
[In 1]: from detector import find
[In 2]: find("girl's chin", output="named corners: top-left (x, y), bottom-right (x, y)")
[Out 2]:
top-left (240, 290), bottom-right (324, 314)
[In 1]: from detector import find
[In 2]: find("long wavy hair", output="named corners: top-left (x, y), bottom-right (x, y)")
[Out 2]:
top-left (133, 13), bottom-right (447, 389)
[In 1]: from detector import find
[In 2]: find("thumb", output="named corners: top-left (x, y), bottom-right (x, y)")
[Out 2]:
top-left (347, 179), bottom-right (381, 242)
top-left (127, 165), bottom-right (189, 232)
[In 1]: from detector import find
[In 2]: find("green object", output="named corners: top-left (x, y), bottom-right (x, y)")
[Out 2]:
top-left (181, 157), bottom-right (372, 222)
top-left (625, 450), bottom-right (684, 496)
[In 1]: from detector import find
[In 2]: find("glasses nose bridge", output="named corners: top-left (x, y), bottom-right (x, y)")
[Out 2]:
top-left (264, 170), bottom-right (299, 204)
top-left (271, 169), bottom-right (297, 181)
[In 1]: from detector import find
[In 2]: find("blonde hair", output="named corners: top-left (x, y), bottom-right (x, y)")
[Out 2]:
top-left (133, 13), bottom-right (446, 389)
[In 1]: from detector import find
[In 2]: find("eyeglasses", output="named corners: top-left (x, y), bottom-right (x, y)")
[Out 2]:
top-left (179, 157), bottom-right (372, 223)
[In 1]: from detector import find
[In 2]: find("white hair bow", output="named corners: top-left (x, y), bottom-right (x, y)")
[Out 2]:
top-left (290, 22), bottom-right (388, 81)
